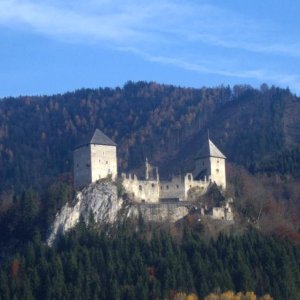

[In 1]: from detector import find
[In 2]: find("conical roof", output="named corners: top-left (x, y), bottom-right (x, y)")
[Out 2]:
top-left (196, 139), bottom-right (226, 159)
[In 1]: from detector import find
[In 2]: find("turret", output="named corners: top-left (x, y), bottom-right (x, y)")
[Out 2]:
top-left (73, 129), bottom-right (117, 189)
top-left (194, 138), bottom-right (226, 189)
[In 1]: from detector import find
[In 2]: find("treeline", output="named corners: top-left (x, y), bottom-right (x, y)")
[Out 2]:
top-left (0, 82), bottom-right (297, 193)
top-left (0, 222), bottom-right (299, 300)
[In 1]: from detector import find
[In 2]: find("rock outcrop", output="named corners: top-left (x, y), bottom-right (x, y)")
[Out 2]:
top-left (47, 181), bottom-right (190, 245)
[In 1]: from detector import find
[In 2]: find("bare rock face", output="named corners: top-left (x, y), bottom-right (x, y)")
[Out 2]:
top-left (47, 181), bottom-right (122, 246)
top-left (47, 181), bottom-right (190, 246)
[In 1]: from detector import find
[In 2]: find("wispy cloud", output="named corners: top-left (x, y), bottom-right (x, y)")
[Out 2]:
top-left (0, 0), bottom-right (299, 92)
top-left (122, 46), bottom-right (300, 92)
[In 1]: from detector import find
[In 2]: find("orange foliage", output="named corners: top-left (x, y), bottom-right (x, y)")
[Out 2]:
top-left (204, 291), bottom-right (273, 300)
top-left (10, 259), bottom-right (21, 278)
top-left (169, 291), bottom-right (198, 300)
top-left (186, 293), bottom-right (198, 300)
top-left (274, 224), bottom-right (300, 243)
top-left (147, 266), bottom-right (156, 280)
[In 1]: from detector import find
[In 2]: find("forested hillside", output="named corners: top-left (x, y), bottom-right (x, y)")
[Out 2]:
top-left (0, 82), bottom-right (299, 193)
top-left (1, 82), bottom-right (300, 299)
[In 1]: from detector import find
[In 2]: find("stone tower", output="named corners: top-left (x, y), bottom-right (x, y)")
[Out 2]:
top-left (194, 138), bottom-right (226, 189)
top-left (73, 129), bottom-right (117, 189)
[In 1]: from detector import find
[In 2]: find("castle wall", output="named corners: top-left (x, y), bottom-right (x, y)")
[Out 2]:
top-left (159, 174), bottom-right (210, 201)
top-left (210, 207), bottom-right (226, 219)
top-left (184, 173), bottom-right (209, 200)
top-left (74, 145), bottom-right (92, 189)
top-left (90, 144), bottom-right (117, 181)
top-left (160, 176), bottom-right (186, 200)
top-left (122, 174), bottom-right (160, 203)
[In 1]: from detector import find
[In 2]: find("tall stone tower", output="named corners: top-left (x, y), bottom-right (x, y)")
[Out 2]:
top-left (73, 129), bottom-right (117, 189)
top-left (194, 138), bottom-right (226, 189)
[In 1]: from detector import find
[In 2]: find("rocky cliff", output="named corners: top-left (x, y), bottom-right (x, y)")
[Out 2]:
top-left (47, 181), bottom-right (189, 245)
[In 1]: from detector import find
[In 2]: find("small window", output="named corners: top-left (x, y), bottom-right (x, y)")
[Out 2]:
top-left (188, 175), bottom-right (192, 180)
top-left (189, 185), bottom-right (192, 188)
top-left (139, 185), bottom-right (142, 191)
top-left (161, 186), bottom-right (163, 190)
top-left (166, 185), bottom-right (169, 190)
top-left (217, 160), bottom-right (219, 163)
top-left (176, 185), bottom-right (179, 189)
top-left (106, 161), bottom-right (108, 164)
top-left (216, 169), bottom-right (219, 173)
top-left (151, 183), bottom-right (155, 188)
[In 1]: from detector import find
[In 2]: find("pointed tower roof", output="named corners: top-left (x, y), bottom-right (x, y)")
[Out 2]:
top-left (90, 129), bottom-right (117, 146)
top-left (75, 129), bottom-right (117, 149)
top-left (196, 139), bottom-right (226, 159)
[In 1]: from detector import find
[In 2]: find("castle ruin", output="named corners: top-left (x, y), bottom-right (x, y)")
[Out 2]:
top-left (74, 129), bottom-right (227, 204)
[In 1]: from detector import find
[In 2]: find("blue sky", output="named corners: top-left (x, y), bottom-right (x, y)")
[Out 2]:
top-left (0, 0), bottom-right (300, 97)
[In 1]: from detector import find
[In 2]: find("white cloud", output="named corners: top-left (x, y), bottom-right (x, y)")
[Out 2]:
top-left (0, 0), bottom-right (299, 92)
top-left (121, 47), bottom-right (300, 93)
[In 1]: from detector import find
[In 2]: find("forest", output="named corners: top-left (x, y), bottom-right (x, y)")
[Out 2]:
top-left (0, 82), bottom-right (300, 299)
top-left (0, 220), bottom-right (297, 299)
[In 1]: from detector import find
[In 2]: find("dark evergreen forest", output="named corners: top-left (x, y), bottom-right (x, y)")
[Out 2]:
top-left (0, 222), bottom-right (299, 300)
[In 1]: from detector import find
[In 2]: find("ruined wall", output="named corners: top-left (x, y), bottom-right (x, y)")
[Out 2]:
top-left (160, 176), bottom-right (186, 200)
top-left (210, 207), bottom-right (226, 219)
top-left (184, 174), bottom-right (209, 200)
top-left (135, 203), bottom-right (189, 223)
top-left (208, 203), bottom-right (233, 221)
top-left (159, 174), bottom-right (210, 200)
top-left (122, 174), bottom-right (160, 203)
